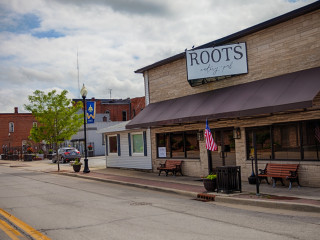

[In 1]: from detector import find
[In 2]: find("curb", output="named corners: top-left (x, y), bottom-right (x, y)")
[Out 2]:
top-left (56, 172), bottom-right (320, 212)
top-left (57, 172), bottom-right (199, 198)
top-left (214, 195), bottom-right (320, 213)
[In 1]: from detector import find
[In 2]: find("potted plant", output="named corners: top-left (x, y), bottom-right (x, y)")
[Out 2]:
top-left (203, 173), bottom-right (217, 192)
top-left (71, 158), bottom-right (82, 172)
top-left (27, 147), bottom-right (33, 154)
top-left (24, 147), bottom-right (34, 161)
top-left (88, 144), bottom-right (94, 157)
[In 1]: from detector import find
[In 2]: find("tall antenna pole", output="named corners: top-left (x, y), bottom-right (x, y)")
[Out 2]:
top-left (77, 50), bottom-right (80, 98)
top-left (108, 89), bottom-right (112, 99)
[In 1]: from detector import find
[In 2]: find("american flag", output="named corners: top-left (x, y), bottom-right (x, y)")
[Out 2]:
top-left (205, 119), bottom-right (218, 151)
top-left (315, 125), bottom-right (320, 143)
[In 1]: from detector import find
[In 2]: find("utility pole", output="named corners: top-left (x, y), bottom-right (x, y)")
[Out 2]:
top-left (108, 89), bottom-right (112, 99)
top-left (77, 50), bottom-right (80, 98)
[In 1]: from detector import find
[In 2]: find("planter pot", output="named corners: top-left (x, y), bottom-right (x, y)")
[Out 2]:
top-left (37, 154), bottom-right (44, 160)
top-left (248, 175), bottom-right (256, 184)
top-left (47, 154), bottom-right (53, 160)
top-left (88, 150), bottom-right (94, 157)
top-left (73, 164), bottom-right (82, 172)
top-left (203, 178), bottom-right (217, 192)
top-left (24, 154), bottom-right (34, 161)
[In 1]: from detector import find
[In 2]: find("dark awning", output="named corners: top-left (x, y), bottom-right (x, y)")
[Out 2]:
top-left (126, 67), bottom-right (320, 129)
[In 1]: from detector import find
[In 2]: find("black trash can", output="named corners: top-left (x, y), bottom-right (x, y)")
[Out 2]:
top-left (216, 166), bottom-right (242, 194)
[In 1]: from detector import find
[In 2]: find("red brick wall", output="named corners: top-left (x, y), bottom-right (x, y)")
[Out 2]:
top-left (74, 97), bottom-right (145, 121)
top-left (0, 109), bottom-right (35, 150)
top-left (131, 97), bottom-right (145, 118)
top-left (97, 101), bottom-right (131, 121)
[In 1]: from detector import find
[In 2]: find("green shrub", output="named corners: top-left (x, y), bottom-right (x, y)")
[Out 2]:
top-left (206, 174), bottom-right (217, 180)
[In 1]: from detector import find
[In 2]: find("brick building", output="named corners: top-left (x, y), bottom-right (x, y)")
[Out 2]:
top-left (0, 107), bottom-right (35, 154)
top-left (73, 96), bottom-right (145, 121)
top-left (127, 2), bottom-right (320, 186)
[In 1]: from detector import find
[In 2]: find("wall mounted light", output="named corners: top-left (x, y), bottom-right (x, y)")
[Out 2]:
top-left (233, 127), bottom-right (241, 139)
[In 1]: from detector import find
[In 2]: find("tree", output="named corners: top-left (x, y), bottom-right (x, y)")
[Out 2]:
top-left (24, 90), bottom-right (83, 171)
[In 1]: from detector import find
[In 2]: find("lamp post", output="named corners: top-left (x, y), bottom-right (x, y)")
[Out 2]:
top-left (8, 133), bottom-right (11, 150)
top-left (80, 84), bottom-right (90, 173)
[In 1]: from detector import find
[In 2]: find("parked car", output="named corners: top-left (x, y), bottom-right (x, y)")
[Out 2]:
top-left (52, 147), bottom-right (81, 163)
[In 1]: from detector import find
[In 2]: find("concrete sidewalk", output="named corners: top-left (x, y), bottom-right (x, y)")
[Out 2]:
top-left (1, 157), bottom-right (320, 213)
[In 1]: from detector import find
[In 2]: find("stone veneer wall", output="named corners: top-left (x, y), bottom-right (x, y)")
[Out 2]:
top-left (151, 108), bottom-right (320, 186)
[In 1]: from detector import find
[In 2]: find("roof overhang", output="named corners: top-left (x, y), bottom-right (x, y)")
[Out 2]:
top-left (126, 67), bottom-right (320, 129)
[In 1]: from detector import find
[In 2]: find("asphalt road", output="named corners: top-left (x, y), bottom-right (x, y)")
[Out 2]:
top-left (0, 166), bottom-right (319, 240)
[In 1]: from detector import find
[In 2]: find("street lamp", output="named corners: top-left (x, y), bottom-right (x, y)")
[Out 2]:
top-left (80, 84), bottom-right (90, 173)
top-left (8, 133), bottom-right (11, 149)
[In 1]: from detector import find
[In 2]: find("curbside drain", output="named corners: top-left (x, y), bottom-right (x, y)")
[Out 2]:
top-left (196, 193), bottom-right (215, 201)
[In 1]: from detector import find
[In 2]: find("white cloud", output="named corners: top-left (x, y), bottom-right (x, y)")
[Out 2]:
top-left (0, 0), bottom-right (317, 113)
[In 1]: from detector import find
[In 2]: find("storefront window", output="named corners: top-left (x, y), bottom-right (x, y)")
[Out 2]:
top-left (246, 120), bottom-right (320, 161)
top-left (302, 121), bottom-right (320, 160)
top-left (157, 133), bottom-right (170, 158)
top-left (246, 127), bottom-right (272, 160)
top-left (274, 123), bottom-right (300, 160)
top-left (171, 132), bottom-right (184, 158)
top-left (109, 136), bottom-right (117, 154)
top-left (156, 131), bottom-right (200, 159)
top-left (185, 131), bottom-right (200, 158)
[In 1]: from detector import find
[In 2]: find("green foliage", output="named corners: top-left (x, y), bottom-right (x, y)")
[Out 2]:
top-left (24, 89), bottom-right (83, 171)
top-left (206, 174), bottom-right (217, 180)
top-left (24, 90), bottom-right (83, 146)
top-left (72, 158), bottom-right (82, 166)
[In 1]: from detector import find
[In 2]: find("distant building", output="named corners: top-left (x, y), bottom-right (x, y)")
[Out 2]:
top-left (0, 107), bottom-right (35, 154)
top-left (0, 96), bottom-right (145, 158)
top-left (69, 97), bottom-right (145, 156)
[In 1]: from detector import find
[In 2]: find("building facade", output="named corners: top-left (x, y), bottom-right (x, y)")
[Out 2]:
top-left (99, 121), bottom-right (152, 170)
top-left (127, 2), bottom-right (320, 186)
top-left (70, 97), bottom-right (145, 156)
top-left (0, 107), bottom-right (36, 155)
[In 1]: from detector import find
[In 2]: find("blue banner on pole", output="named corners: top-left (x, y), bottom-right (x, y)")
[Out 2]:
top-left (86, 101), bottom-right (96, 124)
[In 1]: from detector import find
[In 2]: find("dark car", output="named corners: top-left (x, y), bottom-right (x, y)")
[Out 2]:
top-left (52, 147), bottom-right (81, 163)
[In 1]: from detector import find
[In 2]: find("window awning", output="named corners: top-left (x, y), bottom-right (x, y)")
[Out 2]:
top-left (126, 67), bottom-right (320, 129)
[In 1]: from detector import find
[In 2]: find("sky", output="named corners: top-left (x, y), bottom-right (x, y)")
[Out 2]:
top-left (0, 0), bottom-right (317, 113)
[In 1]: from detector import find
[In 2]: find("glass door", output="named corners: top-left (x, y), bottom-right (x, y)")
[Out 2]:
top-left (210, 128), bottom-right (236, 170)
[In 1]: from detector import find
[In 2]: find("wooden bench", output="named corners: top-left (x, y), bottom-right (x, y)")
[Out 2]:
top-left (258, 163), bottom-right (300, 190)
top-left (157, 160), bottom-right (183, 176)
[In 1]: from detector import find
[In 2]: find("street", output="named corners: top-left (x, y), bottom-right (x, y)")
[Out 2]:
top-left (0, 165), bottom-right (319, 240)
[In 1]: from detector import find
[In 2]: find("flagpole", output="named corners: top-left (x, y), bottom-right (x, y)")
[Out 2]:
top-left (205, 119), bottom-right (216, 174)
top-left (207, 150), bottom-right (213, 174)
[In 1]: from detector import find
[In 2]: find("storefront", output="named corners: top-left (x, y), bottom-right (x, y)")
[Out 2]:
top-left (99, 121), bottom-right (152, 170)
top-left (127, 2), bottom-right (320, 186)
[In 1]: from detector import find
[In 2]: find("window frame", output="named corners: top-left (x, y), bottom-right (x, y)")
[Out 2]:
top-left (9, 122), bottom-right (14, 133)
top-left (108, 135), bottom-right (118, 155)
top-left (131, 132), bottom-right (144, 156)
top-left (246, 120), bottom-right (320, 161)
top-left (156, 130), bottom-right (200, 159)
top-left (122, 111), bottom-right (127, 121)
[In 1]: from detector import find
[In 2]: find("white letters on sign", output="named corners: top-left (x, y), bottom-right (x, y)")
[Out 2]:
top-left (186, 43), bottom-right (248, 81)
